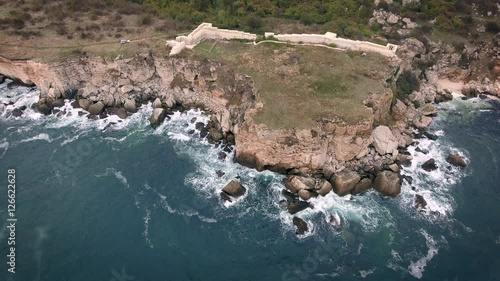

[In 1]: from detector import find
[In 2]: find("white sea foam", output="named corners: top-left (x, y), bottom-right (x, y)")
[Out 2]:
top-left (143, 209), bottom-right (153, 248)
top-left (0, 138), bottom-right (9, 159)
top-left (359, 267), bottom-right (376, 278)
top-left (408, 229), bottom-right (439, 279)
top-left (20, 133), bottom-right (52, 143)
top-left (96, 168), bottom-right (130, 188)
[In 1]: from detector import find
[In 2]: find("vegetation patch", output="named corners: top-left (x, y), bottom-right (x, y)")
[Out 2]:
top-left (193, 40), bottom-right (392, 129)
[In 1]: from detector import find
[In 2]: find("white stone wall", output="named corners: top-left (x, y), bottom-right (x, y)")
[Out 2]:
top-left (267, 32), bottom-right (398, 57)
top-left (166, 23), bottom-right (398, 57)
top-left (167, 23), bottom-right (257, 55)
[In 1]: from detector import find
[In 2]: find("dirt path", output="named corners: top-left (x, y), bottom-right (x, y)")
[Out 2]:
top-left (0, 34), bottom-right (170, 50)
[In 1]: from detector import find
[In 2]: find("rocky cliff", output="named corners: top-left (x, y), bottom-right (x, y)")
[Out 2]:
top-left (1, 35), bottom-right (498, 204)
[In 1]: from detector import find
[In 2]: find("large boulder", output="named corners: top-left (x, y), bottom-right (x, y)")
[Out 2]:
top-left (281, 190), bottom-right (312, 214)
top-left (293, 217), bottom-right (308, 235)
top-left (78, 98), bottom-right (91, 110)
top-left (124, 99), bottom-right (137, 113)
top-left (351, 178), bottom-right (372, 195)
top-left (317, 180), bottom-right (333, 196)
top-left (208, 127), bottom-right (223, 143)
top-left (391, 99), bottom-right (407, 121)
top-left (298, 189), bottom-right (313, 201)
top-left (221, 180), bottom-right (247, 201)
top-left (150, 108), bottom-right (166, 128)
top-left (35, 101), bottom-right (52, 115)
top-left (284, 175), bottom-right (314, 193)
top-left (373, 171), bottom-right (401, 197)
top-left (87, 101), bottom-right (105, 115)
top-left (116, 108), bottom-right (128, 119)
top-left (372, 126), bottom-right (398, 155)
top-left (330, 170), bottom-right (361, 196)
top-left (152, 97), bottom-right (162, 108)
top-left (413, 116), bottom-right (433, 129)
top-left (446, 154), bottom-right (466, 167)
top-left (419, 103), bottom-right (437, 116)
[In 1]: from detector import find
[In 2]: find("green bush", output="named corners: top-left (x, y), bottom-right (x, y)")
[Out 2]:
top-left (396, 70), bottom-right (420, 100)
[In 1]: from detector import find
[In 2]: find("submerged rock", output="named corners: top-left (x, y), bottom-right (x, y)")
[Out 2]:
top-left (218, 151), bottom-right (227, 161)
top-left (446, 154), bottom-right (467, 167)
top-left (36, 102), bottom-right (52, 115)
top-left (222, 180), bottom-right (246, 198)
top-left (373, 171), bottom-right (401, 197)
top-left (293, 217), bottom-right (308, 235)
top-left (281, 189), bottom-right (312, 214)
top-left (421, 158), bottom-right (438, 171)
top-left (11, 108), bottom-right (22, 117)
top-left (415, 194), bottom-right (427, 210)
top-left (329, 214), bottom-right (341, 228)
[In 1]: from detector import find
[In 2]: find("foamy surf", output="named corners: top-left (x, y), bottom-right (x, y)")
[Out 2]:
top-left (407, 229), bottom-right (439, 279)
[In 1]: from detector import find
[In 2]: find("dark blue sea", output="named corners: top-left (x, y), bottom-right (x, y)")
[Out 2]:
top-left (0, 79), bottom-right (499, 281)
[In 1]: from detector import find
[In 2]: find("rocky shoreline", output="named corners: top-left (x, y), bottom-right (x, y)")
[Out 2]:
top-left (0, 36), bottom-right (498, 233)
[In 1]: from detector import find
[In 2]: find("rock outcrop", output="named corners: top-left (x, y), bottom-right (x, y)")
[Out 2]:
top-left (446, 154), bottom-right (467, 167)
top-left (331, 170), bottom-right (361, 196)
top-left (220, 180), bottom-right (247, 202)
top-left (150, 108), bottom-right (166, 128)
top-left (372, 126), bottom-right (398, 155)
top-left (293, 217), bottom-right (308, 235)
top-left (373, 171), bottom-right (401, 197)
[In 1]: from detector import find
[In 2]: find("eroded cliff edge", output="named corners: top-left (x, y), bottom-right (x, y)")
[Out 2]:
top-left (1, 37), bottom-right (499, 203)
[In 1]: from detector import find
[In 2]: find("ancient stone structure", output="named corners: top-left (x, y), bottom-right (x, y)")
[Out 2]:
top-left (265, 32), bottom-right (398, 57)
top-left (167, 23), bottom-right (398, 57)
top-left (166, 23), bottom-right (257, 55)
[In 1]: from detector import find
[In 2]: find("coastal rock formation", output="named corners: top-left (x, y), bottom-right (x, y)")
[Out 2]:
top-left (421, 158), bottom-right (438, 171)
top-left (220, 180), bottom-right (247, 202)
top-left (446, 154), bottom-right (467, 167)
top-left (221, 180), bottom-right (247, 198)
top-left (415, 194), bottom-right (427, 210)
top-left (150, 108), bottom-right (166, 128)
top-left (373, 171), bottom-right (401, 197)
top-left (351, 178), bottom-right (372, 195)
top-left (372, 125), bottom-right (398, 155)
top-left (331, 170), bottom-right (361, 196)
top-left (281, 189), bottom-right (312, 214)
top-left (293, 217), bottom-right (308, 235)
top-left (88, 101), bottom-right (105, 115)
top-left (316, 180), bottom-right (333, 196)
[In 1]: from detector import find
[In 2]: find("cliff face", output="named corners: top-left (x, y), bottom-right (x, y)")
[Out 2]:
top-left (1, 46), bottom-right (452, 201)
top-left (0, 53), bottom-right (398, 176)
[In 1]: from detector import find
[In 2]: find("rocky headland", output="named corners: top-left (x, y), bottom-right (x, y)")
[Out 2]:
top-left (0, 32), bottom-right (498, 218)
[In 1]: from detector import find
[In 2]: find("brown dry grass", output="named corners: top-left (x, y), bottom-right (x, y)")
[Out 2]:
top-left (0, 0), bottom-right (189, 61)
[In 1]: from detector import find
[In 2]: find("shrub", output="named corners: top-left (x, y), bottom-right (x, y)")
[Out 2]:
top-left (396, 70), bottom-right (420, 100)
top-left (485, 21), bottom-right (499, 33)
top-left (138, 14), bottom-right (153, 25)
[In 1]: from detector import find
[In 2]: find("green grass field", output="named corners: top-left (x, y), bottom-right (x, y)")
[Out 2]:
top-left (194, 40), bottom-right (392, 129)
